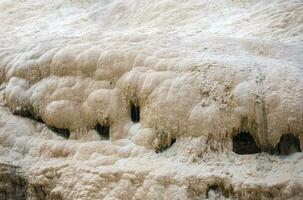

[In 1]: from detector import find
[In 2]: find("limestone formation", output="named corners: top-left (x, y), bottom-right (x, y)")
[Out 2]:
top-left (0, 0), bottom-right (302, 199)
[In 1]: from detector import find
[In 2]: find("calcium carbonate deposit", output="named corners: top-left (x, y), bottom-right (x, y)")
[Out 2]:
top-left (0, 0), bottom-right (303, 199)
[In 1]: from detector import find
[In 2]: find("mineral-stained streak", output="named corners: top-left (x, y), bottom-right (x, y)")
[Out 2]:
top-left (0, 0), bottom-right (302, 199)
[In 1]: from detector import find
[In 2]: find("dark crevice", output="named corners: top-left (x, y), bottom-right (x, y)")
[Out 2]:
top-left (130, 103), bottom-right (140, 123)
top-left (171, 138), bottom-right (176, 146)
top-left (48, 126), bottom-right (70, 139)
top-left (206, 183), bottom-right (233, 199)
top-left (266, 145), bottom-right (277, 155)
top-left (95, 123), bottom-right (110, 140)
top-left (155, 131), bottom-right (176, 153)
top-left (12, 107), bottom-right (43, 123)
top-left (155, 137), bottom-right (176, 153)
top-left (10, 105), bottom-right (72, 140)
top-left (32, 185), bottom-right (47, 200)
top-left (275, 133), bottom-right (301, 155)
top-left (12, 107), bottom-right (71, 140)
top-left (233, 131), bottom-right (260, 154)
top-left (206, 185), bottom-right (221, 199)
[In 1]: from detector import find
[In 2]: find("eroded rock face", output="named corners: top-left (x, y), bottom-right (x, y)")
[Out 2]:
top-left (0, 162), bottom-right (64, 200)
top-left (0, 0), bottom-right (302, 199)
top-left (0, 163), bottom-right (27, 200)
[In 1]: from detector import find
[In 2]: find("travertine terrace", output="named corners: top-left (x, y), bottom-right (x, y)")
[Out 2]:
top-left (0, 0), bottom-right (302, 199)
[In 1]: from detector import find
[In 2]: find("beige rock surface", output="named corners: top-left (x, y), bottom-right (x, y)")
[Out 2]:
top-left (0, 0), bottom-right (302, 199)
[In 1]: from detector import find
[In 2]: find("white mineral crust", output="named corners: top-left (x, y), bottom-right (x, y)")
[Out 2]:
top-left (0, 0), bottom-right (302, 199)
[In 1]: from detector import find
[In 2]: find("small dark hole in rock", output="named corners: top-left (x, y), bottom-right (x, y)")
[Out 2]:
top-left (206, 184), bottom-right (233, 199)
top-left (206, 185), bottom-right (220, 199)
top-left (171, 138), bottom-right (176, 146)
top-left (95, 123), bottom-right (110, 140)
top-left (155, 136), bottom-right (176, 153)
top-left (276, 133), bottom-right (301, 155)
top-left (266, 145), bottom-right (276, 155)
top-left (48, 126), bottom-right (70, 139)
top-left (131, 103), bottom-right (140, 123)
top-left (233, 131), bottom-right (260, 154)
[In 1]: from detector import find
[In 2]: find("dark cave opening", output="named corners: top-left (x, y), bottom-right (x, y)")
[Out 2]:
top-left (276, 133), bottom-right (301, 155)
top-left (233, 131), bottom-right (260, 154)
top-left (130, 103), bottom-right (140, 123)
top-left (48, 126), bottom-right (70, 139)
top-left (95, 123), bottom-right (110, 140)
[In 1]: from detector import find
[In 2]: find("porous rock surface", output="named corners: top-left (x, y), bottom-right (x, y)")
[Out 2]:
top-left (0, 0), bottom-right (303, 199)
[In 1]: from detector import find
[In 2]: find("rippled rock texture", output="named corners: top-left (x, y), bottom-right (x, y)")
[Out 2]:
top-left (0, 0), bottom-right (302, 199)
